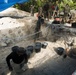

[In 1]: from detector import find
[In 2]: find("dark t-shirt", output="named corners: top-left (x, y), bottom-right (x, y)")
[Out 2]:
top-left (6, 52), bottom-right (28, 68)
top-left (43, 3), bottom-right (49, 11)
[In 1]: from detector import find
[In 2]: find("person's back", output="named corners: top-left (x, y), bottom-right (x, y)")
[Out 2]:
top-left (6, 46), bottom-right (28, 72)
top-left (6, 51), bottom-right (27, 64)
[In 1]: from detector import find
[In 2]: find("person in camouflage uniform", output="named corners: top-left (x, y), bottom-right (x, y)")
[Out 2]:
top-left (63, 4), bottom-right (70, 22)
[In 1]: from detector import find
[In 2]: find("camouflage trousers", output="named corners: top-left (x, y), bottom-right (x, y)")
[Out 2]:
top-left (4, 60), bottom-right (28, 75)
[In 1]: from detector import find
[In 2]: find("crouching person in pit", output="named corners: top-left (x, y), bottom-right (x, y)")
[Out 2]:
top-left (6, 46), bottom-right (28, 75)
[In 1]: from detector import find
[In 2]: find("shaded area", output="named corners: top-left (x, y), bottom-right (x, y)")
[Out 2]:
top-left (24, 56), bottom-right (76, 75)
top-left (0, 15), bottom-right (28, 19)
top-left (1, 41), bottom-right (76, 75)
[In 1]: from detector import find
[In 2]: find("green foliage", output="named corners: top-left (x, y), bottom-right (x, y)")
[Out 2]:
top-left (59, 0), bottom-right (76, 11)
top-left (13, 0), bottom-right (76, 12)
top-left (70, 2), bottom-right (76, 9)
top-left (36, 0), bottom-right (42, 7)
top-left (14, 0), bottom-right (43, 12)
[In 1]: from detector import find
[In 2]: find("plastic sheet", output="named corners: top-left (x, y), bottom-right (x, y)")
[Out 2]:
top-left (0, 0), bottom-right (29, 11)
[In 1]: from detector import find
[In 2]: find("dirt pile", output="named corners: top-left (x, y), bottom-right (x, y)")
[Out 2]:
top-left (0, 8), bottom-right (37, 47)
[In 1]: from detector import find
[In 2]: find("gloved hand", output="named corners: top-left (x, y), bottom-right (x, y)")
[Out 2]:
top-left (9, 66), bottom-right (13, 71)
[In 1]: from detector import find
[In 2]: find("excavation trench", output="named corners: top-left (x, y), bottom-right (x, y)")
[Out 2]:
top-left (0, 8), bottom-right (76, 75)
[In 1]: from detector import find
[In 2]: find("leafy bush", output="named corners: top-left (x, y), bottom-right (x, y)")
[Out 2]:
top-left (13, 0), bottom-right (76, 12)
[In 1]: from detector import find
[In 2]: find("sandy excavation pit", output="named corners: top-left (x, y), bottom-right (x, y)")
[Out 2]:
top-left (0, 8), bottom-right (76, 75)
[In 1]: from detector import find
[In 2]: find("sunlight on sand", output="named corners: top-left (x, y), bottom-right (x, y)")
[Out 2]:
top-left (0, 18), bottom-right (24, 30)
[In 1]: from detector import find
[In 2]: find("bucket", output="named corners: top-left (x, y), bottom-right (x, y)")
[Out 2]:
top-left (26, 46), bottom-right (34, 58)
top-left (26, 46), bottom-right (34, 53)
top-left (42, 42), bottom-right (48, 49)
top-left (35, 42), bottom-right (42, 53)
top-left (54, 47), bottom-right (64, 55)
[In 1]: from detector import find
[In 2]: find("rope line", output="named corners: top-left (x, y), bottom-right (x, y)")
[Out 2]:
top-left (14, 23), bottom-right (51, 43)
